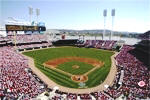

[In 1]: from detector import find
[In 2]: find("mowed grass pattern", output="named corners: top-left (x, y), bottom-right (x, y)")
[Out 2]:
top-left (23, 47), bottom-right (114, 88)
top-left (57, 61), bottom-right (94, 75)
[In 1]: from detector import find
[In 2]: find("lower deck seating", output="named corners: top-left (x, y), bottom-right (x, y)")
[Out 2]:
top-left (0, 47), bottom-right (47, 99)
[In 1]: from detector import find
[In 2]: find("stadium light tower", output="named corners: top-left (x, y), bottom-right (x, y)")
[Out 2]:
top-left (36, 8), bottom-right (40, 25)
top-left (103, 9), bottom-right (107, 40)
top-left (110, 9), bottom-right (115, 40)
top-left (29, 6), bottom-right (33, 25)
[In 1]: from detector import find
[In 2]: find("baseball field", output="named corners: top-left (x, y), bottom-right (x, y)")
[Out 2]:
top-left (23, 47), bottom-right (114, 88)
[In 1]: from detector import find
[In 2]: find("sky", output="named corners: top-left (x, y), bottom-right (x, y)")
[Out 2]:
top-left (0, 0), bottom-right (150, 33)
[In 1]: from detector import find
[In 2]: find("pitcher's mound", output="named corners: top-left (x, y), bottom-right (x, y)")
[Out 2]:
top-left (72, 65), bottom-right (80, 69)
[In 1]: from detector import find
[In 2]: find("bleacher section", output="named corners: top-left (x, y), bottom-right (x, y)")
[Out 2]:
top-left (77, 40), bottom-right (117, 50)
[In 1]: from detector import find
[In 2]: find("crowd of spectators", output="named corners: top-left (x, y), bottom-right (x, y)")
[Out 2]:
top-left (0, 37), bottom-right (10, 42)
top-left (7, 34), bottom-right (48, 44)
top-left (36, 91), bottom-right (111, 100)
top-left (0, 35), bottom-right (149, 99)
top-left (0, 46), bottom-right (112, 99)
top-left (0, 34), bottom-right (52, 50)
top-left (0, 36), bottom-right (11, 47)
top-left (66, 91), bottom-right (111, 100)
top-left (130, 39), bottom-right (150, 69)
top-left (78, 40), bottom-right (117, 50)
top-left (104, 45), bottom-right (150, 99)
top-left (0, 47), bottom-right (47, 99)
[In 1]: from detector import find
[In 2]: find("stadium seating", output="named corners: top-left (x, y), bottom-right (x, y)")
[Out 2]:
top-left (0, 34), bottom-right (52, 51)
top-left (0, 47), bottom-right (47, 99)
top-left (138, 31), bottom-right (150, 40)
top-left (0, 32), bottom-right (150, 99)
top-left (78, 39), bottom-right (117, 50)
top-left (113, 45), bottom-right (150, 99)
top-left (7, 34), bottom-right (48, 43)
top-left (129, 40), bottom-right (150, 69)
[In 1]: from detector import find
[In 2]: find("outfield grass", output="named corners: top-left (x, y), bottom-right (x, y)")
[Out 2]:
top-left (23, 47), bottom-right (114, 88)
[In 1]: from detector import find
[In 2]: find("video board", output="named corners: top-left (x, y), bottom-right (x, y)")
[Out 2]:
top-left (6, 25), bottom-right (46, 35)
top-left (24, 26), bottom-right (38, 31)
top-left (6, 25), bottom-right (24, 31)
top-left (6, 25), bottom-right (39, 31)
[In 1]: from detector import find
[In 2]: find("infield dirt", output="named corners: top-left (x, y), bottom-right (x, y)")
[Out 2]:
top-left (43, 57), bottom-right (104, 68)
top-left (43, 56), bottom-right (104, 82)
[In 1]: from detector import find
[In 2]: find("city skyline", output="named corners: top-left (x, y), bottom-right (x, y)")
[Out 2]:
top-left (0, 0), bottom-right (149, 33)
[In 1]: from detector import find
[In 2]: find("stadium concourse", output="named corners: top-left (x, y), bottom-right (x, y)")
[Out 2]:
top-left (0, 33), bottom-right (150, 100)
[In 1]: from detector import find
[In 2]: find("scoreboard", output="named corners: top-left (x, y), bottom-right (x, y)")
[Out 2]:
top-left (5, 25), bottom-right (46, 35)
top-left (6, 25), bottom-right (24, 31)
top-left (24, 26), bottom-right (38, 31)
top-left (6, 25), bottom-right (41, 31)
